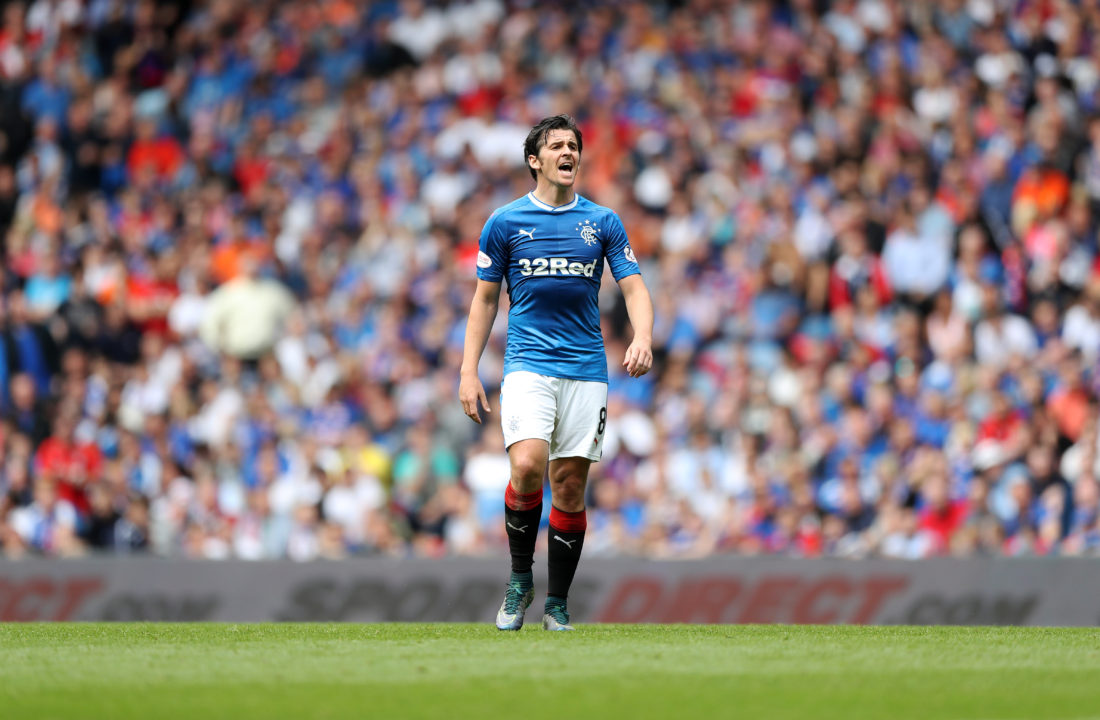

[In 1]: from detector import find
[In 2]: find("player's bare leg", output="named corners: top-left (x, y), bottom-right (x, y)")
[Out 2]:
top-left (496, 439), bottom-right (548, 630)
top-left (542, 456), bottom-right (590, 631)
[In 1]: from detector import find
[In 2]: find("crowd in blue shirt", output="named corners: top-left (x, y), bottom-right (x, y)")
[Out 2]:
top-left (1, 0), bottom-right (1100, 559)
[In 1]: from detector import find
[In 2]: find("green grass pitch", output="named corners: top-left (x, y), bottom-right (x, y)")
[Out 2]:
top-left (2, 624), bottom-right (1099, 719)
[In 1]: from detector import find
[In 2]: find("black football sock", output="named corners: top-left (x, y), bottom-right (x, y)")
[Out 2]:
top-left (505, 484), bottom-right (543, 578)
top-left (546, 505), bottom-right (587, 601)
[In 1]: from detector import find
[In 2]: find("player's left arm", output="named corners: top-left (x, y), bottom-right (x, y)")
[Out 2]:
top-left (618, 274), bottom-right (653, 378)
top-left (603, 211), bottom-right (653, 378)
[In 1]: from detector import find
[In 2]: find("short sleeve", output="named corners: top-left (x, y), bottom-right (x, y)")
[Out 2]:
top-left (603, 212), bottom-right (640, 281)
top-left (476, 213), bottom-right (507, 282)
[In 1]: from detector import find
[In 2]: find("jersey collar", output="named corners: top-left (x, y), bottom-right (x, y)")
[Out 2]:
top-left (526, 192), bottom-right (579, 212)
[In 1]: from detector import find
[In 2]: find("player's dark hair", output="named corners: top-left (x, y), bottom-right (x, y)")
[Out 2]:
top-left (524, 114), bottom-right (583, 180)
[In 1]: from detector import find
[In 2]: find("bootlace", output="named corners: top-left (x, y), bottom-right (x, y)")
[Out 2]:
top-left (503, 582), bottom-right (529, 614)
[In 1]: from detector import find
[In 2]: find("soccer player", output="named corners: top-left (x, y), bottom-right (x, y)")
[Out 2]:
top-left (459, 114), bottom-right (653, 631)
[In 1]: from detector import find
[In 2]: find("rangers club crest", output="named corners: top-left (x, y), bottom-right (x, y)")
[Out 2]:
top-left (576, 219), bottom-right (600, 246)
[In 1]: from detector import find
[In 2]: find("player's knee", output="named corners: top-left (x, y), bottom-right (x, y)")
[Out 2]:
top-left (550, 474), bottom-right (586, 508)
top-left (510, 455), bottom-right (545, 488)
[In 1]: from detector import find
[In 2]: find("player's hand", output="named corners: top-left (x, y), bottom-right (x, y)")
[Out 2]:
top-left (459, 373), bottom-right (490, 424)
top-left (622, 339), bottom-right (653, 378)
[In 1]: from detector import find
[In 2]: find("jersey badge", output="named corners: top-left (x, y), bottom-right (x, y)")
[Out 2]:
top-left (576, 219), bottom-right (600, 246)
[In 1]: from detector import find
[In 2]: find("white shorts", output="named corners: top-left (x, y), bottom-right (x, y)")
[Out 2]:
top-left (500, 371), bottom-right (608, 462)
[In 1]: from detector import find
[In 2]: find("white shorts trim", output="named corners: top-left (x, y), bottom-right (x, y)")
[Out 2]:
top-left (500, 371), bottom-right (608, 462)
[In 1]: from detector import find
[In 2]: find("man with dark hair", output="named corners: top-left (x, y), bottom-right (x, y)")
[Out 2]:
top-left (459, 114), bottom-right (653, 631)
top-left (521, 114), bottom-right (584, 180)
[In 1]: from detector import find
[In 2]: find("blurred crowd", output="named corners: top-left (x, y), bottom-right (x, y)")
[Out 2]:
top-left (2, 0), bottom-right (1100, 561)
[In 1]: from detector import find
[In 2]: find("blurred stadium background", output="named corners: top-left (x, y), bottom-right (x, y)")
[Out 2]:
top-left (1, 0), bottom-right (1100, 624)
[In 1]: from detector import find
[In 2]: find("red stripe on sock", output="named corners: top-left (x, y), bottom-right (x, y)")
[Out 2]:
top-left (549, 506), bottom-right (587, 533)
top-left (505, 484), bottom-right (543, 511)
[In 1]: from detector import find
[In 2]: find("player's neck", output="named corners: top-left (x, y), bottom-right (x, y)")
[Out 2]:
top-left (531, 181), bottom-right (576, 208)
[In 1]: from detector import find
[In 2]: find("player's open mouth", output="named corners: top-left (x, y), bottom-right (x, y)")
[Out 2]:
top-left (559, 161), bottom-right (574, 174)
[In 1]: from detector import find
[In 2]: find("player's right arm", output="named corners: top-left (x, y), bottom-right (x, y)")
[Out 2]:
top-left (459, 278), bottom-right (501, 424)
top-left (461, 211), bottom-right (508, 423)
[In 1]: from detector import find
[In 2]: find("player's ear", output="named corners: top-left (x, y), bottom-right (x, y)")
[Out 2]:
top-left (527, 154), bottom-right (539, 172)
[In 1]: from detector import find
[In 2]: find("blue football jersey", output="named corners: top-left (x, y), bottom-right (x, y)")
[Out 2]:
top-left (476, 192), bottom-right (640, 383)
